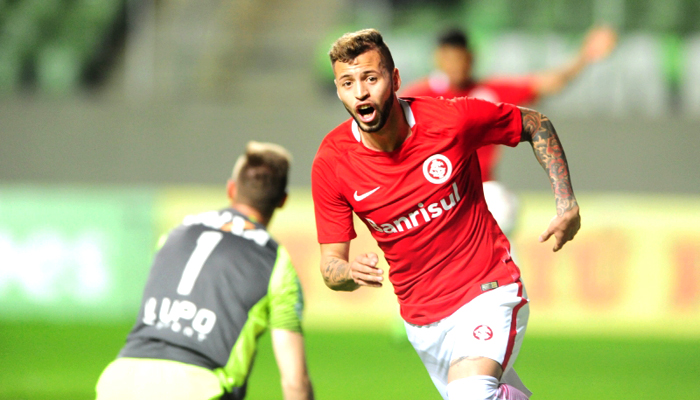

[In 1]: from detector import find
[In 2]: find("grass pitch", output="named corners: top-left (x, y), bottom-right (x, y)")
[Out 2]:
top-left (1, 321), bottom-right (698, 399)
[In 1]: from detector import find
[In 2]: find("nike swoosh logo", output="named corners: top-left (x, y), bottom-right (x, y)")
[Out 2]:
top-left (353, 186), bottom-right (380, 201)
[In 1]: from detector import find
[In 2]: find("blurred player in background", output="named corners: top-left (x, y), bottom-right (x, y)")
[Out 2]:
top-left (96, 142), bottom-right (314, 400)
top-left (402, 26), bottom-right (616, 235)
top-left (312, 29), bottom-right (580, 400)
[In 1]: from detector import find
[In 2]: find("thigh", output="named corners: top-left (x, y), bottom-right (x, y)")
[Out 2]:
top-left (404, 282), bottom-right (529, 399)
top-left (404, 320), bottom-right (452, 400)
top-left (451, 281), bottom-right (529, 374)
top-left (96, 357), bottom-right (224, 400)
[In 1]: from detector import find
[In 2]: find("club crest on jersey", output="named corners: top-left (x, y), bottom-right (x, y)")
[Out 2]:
top-left (423, 154), bottom-right (452, 184)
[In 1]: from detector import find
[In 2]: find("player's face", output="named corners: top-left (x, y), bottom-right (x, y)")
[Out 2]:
top-left (436, 45), bottom-right (473, 88)
top-left (333, 49), bottom-right (399, 133)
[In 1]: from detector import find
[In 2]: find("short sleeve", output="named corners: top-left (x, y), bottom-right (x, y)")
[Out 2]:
top-left (456, 97), bottom-right (523, 149)
top-left (311, 153), bottom-right (357, 243)
top-left (268, 246), bottom-right (303, 332)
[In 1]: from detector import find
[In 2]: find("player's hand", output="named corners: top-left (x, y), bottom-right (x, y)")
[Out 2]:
top-left (349, 252), bottom-right (384, 288)
top-left (539, 206), bottom-right (581, 252)
top-left (580, 26), bottom-right (617, 64)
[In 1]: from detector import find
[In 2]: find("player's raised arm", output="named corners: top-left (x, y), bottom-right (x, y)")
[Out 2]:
top-left (530, 25), bottom-right (617, 97)
top-left (519, 107), bottom-right (581, 252)
top-left (320, 242), bottom-right (383, 291)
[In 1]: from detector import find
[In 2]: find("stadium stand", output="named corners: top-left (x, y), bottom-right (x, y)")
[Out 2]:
top-left (0, 0), bottom-right (125, 94)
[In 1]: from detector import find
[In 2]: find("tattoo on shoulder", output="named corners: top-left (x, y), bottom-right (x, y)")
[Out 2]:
top-left (520, 108), bottom-right (548, 139)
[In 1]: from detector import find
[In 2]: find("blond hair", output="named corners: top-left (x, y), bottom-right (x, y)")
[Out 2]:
top-left (231, 141), bottom-right (291, 217)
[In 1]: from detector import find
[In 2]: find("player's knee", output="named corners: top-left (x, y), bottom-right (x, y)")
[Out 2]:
top-left (446, 375), bottom-right (499, 400)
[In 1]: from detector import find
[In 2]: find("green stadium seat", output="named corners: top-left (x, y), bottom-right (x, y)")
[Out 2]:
top-left (629, 0), bottom-right (684, 32)
top-left (0, 13), bottom-right (41, 58)
top-left (21, 0), bottom-right (64, 23)
top-left (681, 34), bottom-right (700, 115)
top-left (31, 0), bottom-right (124, 92)
top-left (0, 51), bottom-right (22, 93)
top-left (34, 42), bottom-right (82, 94)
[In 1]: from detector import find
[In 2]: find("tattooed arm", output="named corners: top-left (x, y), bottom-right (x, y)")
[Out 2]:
top-left (520, 107), bottom-right (581, 251)
top-left (320, 242), bottom-right (383, 291)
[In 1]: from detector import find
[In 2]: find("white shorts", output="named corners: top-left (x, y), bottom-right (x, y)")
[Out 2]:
top-left (95, 358), bottom-right (224, 400)
top-left (404, 281), bottom-right (530, 399)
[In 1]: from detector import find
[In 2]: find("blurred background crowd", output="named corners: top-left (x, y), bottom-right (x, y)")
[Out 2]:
top-left (1, 0), bottom-right (699, 190)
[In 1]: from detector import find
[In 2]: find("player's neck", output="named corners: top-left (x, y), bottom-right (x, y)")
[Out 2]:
top-left (452, 78), bottom-right (474, 92)
top-left (230, 203), bottom-right (271, 228)
top-left (360, 98), bottom-right (411, 152)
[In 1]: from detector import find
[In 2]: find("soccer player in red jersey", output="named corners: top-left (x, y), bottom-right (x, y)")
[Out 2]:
top-left (402, 26), bottom-right (616, 235)
top-left (311, 29), bottom-right (580, 400)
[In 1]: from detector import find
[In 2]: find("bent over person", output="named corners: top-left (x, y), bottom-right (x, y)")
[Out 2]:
top-left (311, 29), bottom-right (580, 400)
top-left (96, 142), bottom-right (314, 400)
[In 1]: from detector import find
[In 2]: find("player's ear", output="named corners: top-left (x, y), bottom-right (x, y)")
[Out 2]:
top-left (226, 180), bottom-right (237, 203)
top-left (277, 192), bottom-right (288, 209)
top-left (334, 80), bottom-right (341, 100)
top-left (393, 68), bottom-right (401, 93)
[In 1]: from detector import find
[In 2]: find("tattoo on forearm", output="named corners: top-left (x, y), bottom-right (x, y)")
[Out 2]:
top-left (322, 257), bottom-right (355, 290)
top-left (324, 258), bottom-right (348, 283)
top-left (521, 108), bottom-right (577, 215)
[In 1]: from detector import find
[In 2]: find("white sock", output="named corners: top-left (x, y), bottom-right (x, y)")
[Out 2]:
top-left (447, 375), bottom-right (499, 399)
top-left (446, 375), bottom-right (530, 400)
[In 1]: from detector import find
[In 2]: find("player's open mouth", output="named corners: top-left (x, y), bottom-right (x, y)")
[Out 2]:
top-left (356, 104), bottom-right (376, 122)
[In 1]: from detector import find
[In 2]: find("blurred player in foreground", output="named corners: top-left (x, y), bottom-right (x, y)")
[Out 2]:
top-left (311, 29), bottom-right (580, 400)
top-left (402, 26), bottom-right (615, 235)
top-left (96, 142), bottom-right (314, 400)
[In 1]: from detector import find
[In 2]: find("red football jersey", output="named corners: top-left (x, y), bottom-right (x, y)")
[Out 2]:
top-left (312, 96), bottom-right (524, 325)
top-left (401, 74), bottom-right (538, 182)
